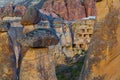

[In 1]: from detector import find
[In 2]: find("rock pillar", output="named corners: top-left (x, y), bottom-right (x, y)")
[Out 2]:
top-left (18, 29), bottom-right (59, 80)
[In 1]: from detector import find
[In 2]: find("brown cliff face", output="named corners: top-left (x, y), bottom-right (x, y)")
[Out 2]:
top-left (84, 0), bottom-right (96, 17)
top-left (79, 0), bottom-right (120, 80)
top-left (0, 22), bottom-right (17, 80)
top-left (96, 0), bottom-right (120, 21)
top-left (19, 48), bottom-right (57, 80)
top-left (42, 0), bottom-right (96, 20)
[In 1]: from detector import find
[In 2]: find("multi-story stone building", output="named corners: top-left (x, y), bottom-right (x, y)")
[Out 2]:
top-left (72, 19), bottom-right (95, 50)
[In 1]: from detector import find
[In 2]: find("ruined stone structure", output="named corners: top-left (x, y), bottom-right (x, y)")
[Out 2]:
top-left (72, 19), bottom-right (95, 50)
top-left (42, 0), bottom-right (96, 20)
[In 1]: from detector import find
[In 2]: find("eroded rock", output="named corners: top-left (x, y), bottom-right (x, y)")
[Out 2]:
top-left (42, 0), bottom-right (96, 20)
top-left (18, 28), bottom-right (59, 48)
top-left (21, 6), bottom-right (42, 26)
top-left (79, 0), bottom-right (120, 80)
top-left (19, 48), bottom-right (57, 80)
top-left (18, 28), bottom-right (59, 80)
top-left (0, 21), bottom-right (17, 80)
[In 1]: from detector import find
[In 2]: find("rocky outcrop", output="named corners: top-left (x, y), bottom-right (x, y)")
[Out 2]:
top-left (84, 0), bottom-right (96, 17)
top-left (18, 28), bottom-right (59, 80)
top-left (18, 28), bottom-right (59, 48)
top-left (96, 0), bottom-right (120, 21)
top-left (79, 0), bottom-right (120, 80)
top-left (19, 48), bottom-right (57, 80)
top-left (0, 21), bottom-right (17, 80)
top-left (42, 0), bottom-right (96, 20)
top-left (0, 0), bottom-right (97, 21)
top-left (2, 3), bottom-right (13, 17)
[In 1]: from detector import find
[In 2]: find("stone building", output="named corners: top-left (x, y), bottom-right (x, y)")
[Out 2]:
top-left (72, 19), bottom-right (95, 50)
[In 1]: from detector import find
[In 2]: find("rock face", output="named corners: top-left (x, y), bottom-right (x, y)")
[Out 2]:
top-left (79, 0), bottom-right (120, 80)
top-left (0, 3), bottom-right (13, 18)
top-left (96, 0), bottom-right (120, 21)
top-left (19, 48), bottom-right (57, 80)
top-left (96, 0), bottom-right (109, 21)
top-left (84, 0), bottom-right (96, 17)
top-left (2, 3), bottom-right (13, 17)
top-left (18, 28), bottom-right (58, 80)
top-left (42, 0), bottom-right (96, 20)
top-left (0, 22), bottom-right (17, 80)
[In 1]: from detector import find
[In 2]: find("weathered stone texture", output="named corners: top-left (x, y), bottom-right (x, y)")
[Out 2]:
top-left (18, 28), bottom-right (59, 48)
top-left (21, 6), bottom-right (41, 26)
top-left (3, 3), bottom-right (13, 17)
top-left (18, 28), bottom-right (58, 80)
top-left (79, 0), bottom-right (120, 80)
top-left (84, 0), bottom-right (96, 17)
top-left (72, 20), bottom-right (95, 50)
top-left (0, 23), bottom-right (17, 80)
top-left (19, 48), bottom-right (57, 80)
top-left (42, 0), bottom-right (96, 20)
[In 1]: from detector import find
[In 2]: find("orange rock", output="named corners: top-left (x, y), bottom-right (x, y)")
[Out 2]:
top-left (79, 0), bottom-right (120, 80)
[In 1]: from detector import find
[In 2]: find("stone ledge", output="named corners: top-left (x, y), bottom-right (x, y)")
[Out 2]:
top-left (17, 28), bottom-right (59, 48)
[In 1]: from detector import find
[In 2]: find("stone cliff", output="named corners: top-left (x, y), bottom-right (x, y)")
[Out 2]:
top-left (0, 21), bottom-right (17, 80)
top-left (0, 0), bottom-right (96, 21)
top-left (42, 0), bottom-right (96, 20)
top-left (79, 0), bottom-right (120, 80)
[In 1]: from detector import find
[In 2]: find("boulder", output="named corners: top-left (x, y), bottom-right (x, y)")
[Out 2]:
top-left (42, 0), bottom-right (96, 20)
top-left (18, 28), bottom-right (59, 48)
top-left (21, 6), bottom-right (42, 26)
